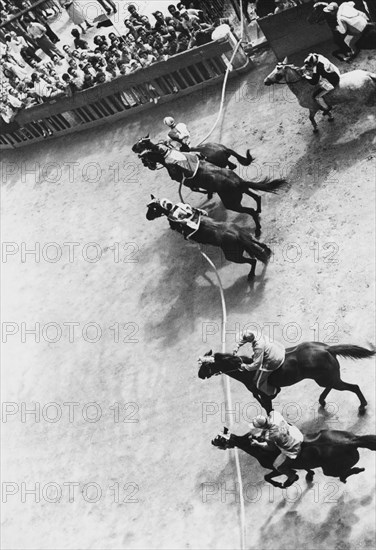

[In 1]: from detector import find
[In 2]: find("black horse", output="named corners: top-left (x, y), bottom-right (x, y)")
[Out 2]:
top-left (146, 196), bottom-right (271, 279)
top-left (308, 2), bottom-right (376, 60)
top-left (212, 427), bottom-right (376, 488)
top-left (133, 137), bottom-right (287, 236)
top-left (198, 343), bottom-right (375, 414)
top-left (133, 136), bottom-right (254, 170)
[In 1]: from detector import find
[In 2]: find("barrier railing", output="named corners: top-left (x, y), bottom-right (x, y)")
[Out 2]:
top-left (1, 36), bottom-right (252, 149)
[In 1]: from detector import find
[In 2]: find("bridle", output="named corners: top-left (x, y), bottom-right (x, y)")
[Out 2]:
top-left (272, 64), bottom-right (305, 85)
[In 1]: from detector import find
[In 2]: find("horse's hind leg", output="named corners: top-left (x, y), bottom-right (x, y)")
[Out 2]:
top-left (306, 470), bottom-right (315, 483)
top-left (319, 387), bottom-right (332, 408)
top-left (339, 467), bottom-right (365, 483)
top-left (332, 380), bottom-right (368, 415)
top-left (226, 203), bottom-right (261, 237)
top-left (244, 189), bottom-right (262, 213)
top-left (309, 110), bottom-right (319, 133)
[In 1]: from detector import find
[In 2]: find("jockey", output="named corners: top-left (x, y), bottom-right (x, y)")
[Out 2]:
top-left (325, 1), bottom-right (370, 58)
top-left (156, 143), bottom-right (201, 177)
top-left (163, 116), bottom-right (191, 151)
top-left (250, 411), bottom-right (304, 483)
top-left (160, 198), bottom-right (207, 235)
top-left (233, 330), bottom-right (285, 396)
top-left (302, 52), bottom-right (340, 112)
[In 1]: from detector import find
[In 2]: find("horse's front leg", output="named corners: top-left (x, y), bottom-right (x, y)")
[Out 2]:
top-left (264, 470), bottom-right (284, 488)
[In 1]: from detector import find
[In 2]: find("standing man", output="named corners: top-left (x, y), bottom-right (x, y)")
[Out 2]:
top-left (163, 116), bottom-right (191, 151)
top-left (25, 17), bottom-right (64, 60)
top-left (94, 0), bottom-right (117, 16)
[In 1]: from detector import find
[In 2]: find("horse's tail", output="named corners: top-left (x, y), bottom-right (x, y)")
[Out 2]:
top-left (227, 148), bottom-right (254, 166)
top-left (239, 232), bottom-right (272, 264)
top-left (246, 178), bottom-right (288, 193)
top-left (328, 344), bottom-right (376, 361)
top-left (354, 435), bottom-right (376, 451)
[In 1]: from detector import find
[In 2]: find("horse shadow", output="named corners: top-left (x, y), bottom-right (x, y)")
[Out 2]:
top-left (255, 489), bottom-right (375, 550)
top-left (138, 222), bottom-right (268, 346)
top-left (282, 126), bottom-right (376, 205)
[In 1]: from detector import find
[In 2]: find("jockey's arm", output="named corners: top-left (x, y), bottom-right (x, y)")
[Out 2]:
top-left (233, 330), bottom-right (256, 354)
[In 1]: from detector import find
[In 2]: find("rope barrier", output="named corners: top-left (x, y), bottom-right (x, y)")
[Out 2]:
top-left (199, 249), bottom-right (247, 550)
top-left (173, 2), bottom-right (248, 546)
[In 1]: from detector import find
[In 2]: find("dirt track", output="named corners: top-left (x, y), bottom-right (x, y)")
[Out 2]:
top-left (2, 45), bottom-right (376, 550)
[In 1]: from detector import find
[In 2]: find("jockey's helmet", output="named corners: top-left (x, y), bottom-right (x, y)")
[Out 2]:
top-left (164, 116), bottom-right (175, 127)
top-left (304, 53), bottom-right (318, 68)
top-left (160, 198), bottom-right (173, 211)
top-left (252, 415), bottom-right (268, 429)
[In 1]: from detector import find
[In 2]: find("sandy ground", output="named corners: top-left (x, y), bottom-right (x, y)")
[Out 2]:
top-left (1, 37), bottom-right (376, 550)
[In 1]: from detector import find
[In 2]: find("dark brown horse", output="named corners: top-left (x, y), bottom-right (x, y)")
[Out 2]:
top-left (212, 426), bottom-right (376, 488)
top-left (133, 137), bottom-right (287, 236)
top-left (146, 196), bottom-right (271, 279)
top-left (198, 343), bottom-right (375, 414)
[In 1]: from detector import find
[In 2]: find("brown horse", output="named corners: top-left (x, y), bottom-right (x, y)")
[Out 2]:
top-left (212, 426), bottom-right (376, 488)
top-left (146, 196), bottom-right (271, 279)
top-left (133, 137), bottom-right (288, 237)
top-left (198, 343), bottom-right (375, 414)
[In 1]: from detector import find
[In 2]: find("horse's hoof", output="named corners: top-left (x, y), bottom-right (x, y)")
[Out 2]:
top-left (328, 117), bottom-right (334, 123)
top-left (247, 273), bottom-right (255, 281)
top-left (319, 401), bottom-right (326, 409)
top-left (358, 406), bottom-right (367, 416)
top-left (306, 472), bottom-right (314, 482)
top-left (313, 128), bottom-right (319, 134)
top-left (255, 229), bottom-right (261, 238)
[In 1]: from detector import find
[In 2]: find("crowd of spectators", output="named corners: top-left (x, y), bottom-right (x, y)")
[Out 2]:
top-left (1, 1), bottom-right (233, 132)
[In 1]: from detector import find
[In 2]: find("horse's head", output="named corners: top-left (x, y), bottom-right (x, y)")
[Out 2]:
top-left (132, 135), bottom-right (166, 170)
top-left (307, 2), bottom-right (328, 24)
top-left (211, 427), bottom-right (235, 450)
top-left (132, 134), bottom-right (151, 155)
top-left (264, 59), bottom-right (303, 86)
top-left (146, 195), bottom-right (172, 220)
top-left (198, 350), bottom-right (242, 379)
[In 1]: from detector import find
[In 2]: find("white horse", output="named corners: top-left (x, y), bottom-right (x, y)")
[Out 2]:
top-left (264, 58), bottom-right (376, 132)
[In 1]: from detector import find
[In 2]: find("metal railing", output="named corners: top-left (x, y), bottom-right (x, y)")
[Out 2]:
top-left (1, 36), bottom-right (252, 149)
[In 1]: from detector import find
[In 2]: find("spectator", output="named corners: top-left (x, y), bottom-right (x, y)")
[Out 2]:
top-left (59, 0), bottom-right (94, 34)
top-left (127, 4), bottom-right (141, 23)
top-left (30, 72), bottom-right (56, 101)
top-left (95, 70), bottom-right (108, 83)
top-left (62, 72), bottom-right (78, 94)
top-left (25, 17), bottom-right (64, 59)
top-left (94, 0), bottom-right (117, 16)
top-left (274, 0), bottom-right (296, 13)
top-left (71, 28), bottom-right (89, 49)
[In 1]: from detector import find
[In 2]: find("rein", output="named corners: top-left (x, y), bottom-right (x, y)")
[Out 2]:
top-left (274, 65), bottom-right (305, 85)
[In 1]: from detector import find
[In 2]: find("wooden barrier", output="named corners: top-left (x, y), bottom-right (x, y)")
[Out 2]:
top-left (0, 36), bottom-right (252, 149)
top-left (257, 1), bottom-right (333, 60)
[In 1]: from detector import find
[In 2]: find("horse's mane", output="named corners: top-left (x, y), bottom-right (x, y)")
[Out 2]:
top-left (214, 353), bottom-right (242, 368)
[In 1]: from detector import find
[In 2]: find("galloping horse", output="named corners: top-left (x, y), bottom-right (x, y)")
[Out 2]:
top-left (133, 136), bottom-right (254, 170)
top-left (264, 59), bottom-right (376, 131)
top-left (146, 196), bottom-right (271, 279)
top-left (198, 343), bottom-right (375, 414)
top-left (134, 138), bottom-right (288, 236)
top-left (212, 427), bottom-right (376, 488)
top-left (308, 2), bottom-right (376, 60)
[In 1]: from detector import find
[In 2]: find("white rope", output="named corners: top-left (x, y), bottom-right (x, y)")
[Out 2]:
top-left (176, 3), bottom-right (248, 546)
top-left (199, 250), bottom-right (247, 550)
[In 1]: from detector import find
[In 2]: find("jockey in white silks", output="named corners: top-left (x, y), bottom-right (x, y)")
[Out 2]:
top-left (160, 198), bottom-right (207, 237)
top-left (249, 411), bottom-right (304, 483)
top-left (163, 116), bottom-right (191, 151)
top-left (157, 144), bottom-right (201, 179)
top-left (233, 329), bottom-right (285, 396)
